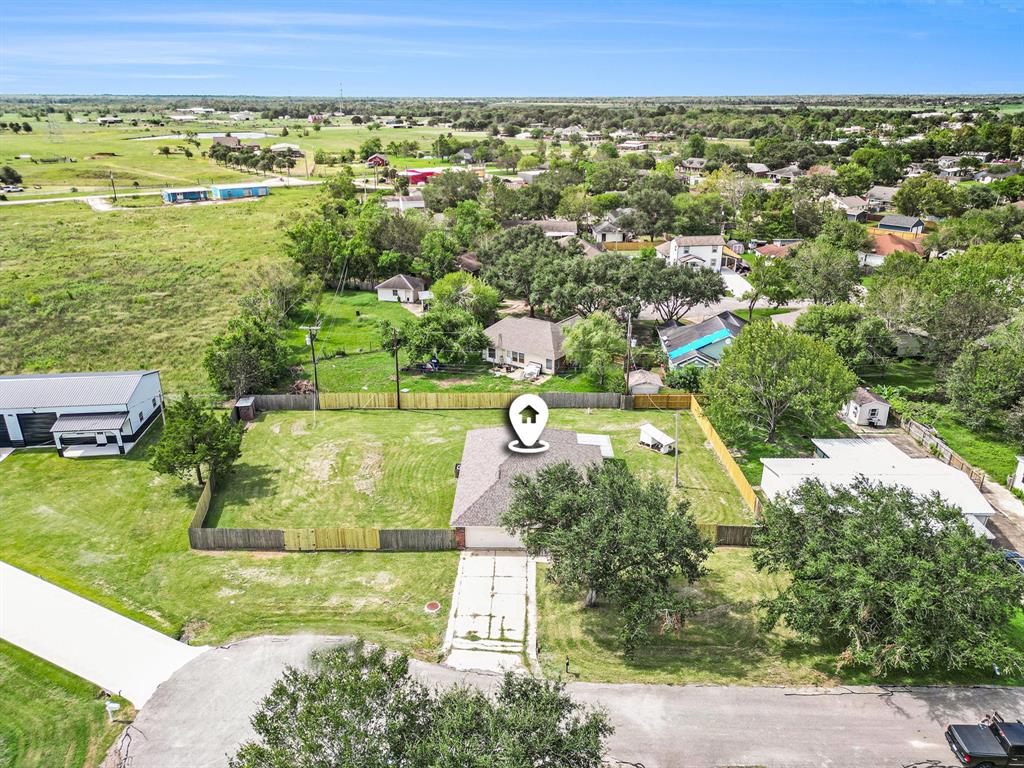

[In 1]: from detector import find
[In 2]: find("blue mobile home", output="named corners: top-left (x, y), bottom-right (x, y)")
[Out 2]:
top-left (161, 187), bottom-right (209, 204)
top-left (210, 182), bottom-right (270, 200)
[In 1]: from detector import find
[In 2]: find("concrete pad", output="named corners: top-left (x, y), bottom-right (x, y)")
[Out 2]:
top-left (0, 561), bottom-right (206, 707)
top-left (492, 556), bottom-right (528, 578)
top-left (0, 447), bottom-right (12, 462)
top-left (455, 576), bottom-right (493, 610)
top-left (491, 575), bottom-right (524, 594)
top-left (453, 613), bottom-right (489, 637)
top-left (462, 555), bottom-right (497, 577)
top-left (444, 648), bottom-right (523, 674)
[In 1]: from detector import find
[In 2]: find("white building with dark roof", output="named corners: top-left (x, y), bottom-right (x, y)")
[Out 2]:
top-left (0, 371), bottom-right (163, 455)
top-left (657, 234), bottom-right (726, 271)
top-left (375, 274), bottom-right (425, 303)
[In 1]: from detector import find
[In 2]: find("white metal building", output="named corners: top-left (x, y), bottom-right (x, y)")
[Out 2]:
top-left (0, 371), bottom-right (163, 456)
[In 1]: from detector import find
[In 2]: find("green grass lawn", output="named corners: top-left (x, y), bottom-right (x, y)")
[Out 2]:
top-left (287, 291), bottom-right (603, 393)
top-left (0, 187), bottom-right (315, 392)
top-left (0, 429), bottom-right (457, 657)
top-left (731, 417), bottom-right (858, 487)
top-left (860, 358), bottom-right (939, 391)
top-left (0, 640), bottom-right (133, 768)
top-left (538, 548), bottom-right (1024, 687)
top-left (209, 408), bottom-right (749, 530)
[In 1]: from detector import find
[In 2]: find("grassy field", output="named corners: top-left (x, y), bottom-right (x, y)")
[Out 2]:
top-left (0, 188), bottom-right (315, 392)
top-left (0, 428), bottom-right (457, 656)
top-left (210, 408), bottom-right (749, 529)
top-left (538, 548), bottom-right (1024, 687)
top-left (287, 291), bottom-right (602, 393)
top-left (0, 640), bottom-right (133, 768)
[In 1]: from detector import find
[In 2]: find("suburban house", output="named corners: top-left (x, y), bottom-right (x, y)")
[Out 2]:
top-left (768, 164), bottom-right (805, 182)
top-left (755, 240), bottom-right (801, 259)
top-left (517, 169), bottom-right (547, 185)
top-left (556, 235), bottom-right (605, 259)
top-left (161, 187), bottom-right (209, 204)
top-left (375, 274), bottom-right (425, 303)
top-left (859, 233), bottom-right (923, 268)
top-left (865, 185), bottom-right (899, 210)
top-left (746, 162), bottom-right (770, 177)
top-left (592, 211), bottom-right (630, 243)
top-left (504, 219), bottom-right (578, 238)
top-left (0, 370), bottom-right (163, 456)
top-left (617, 139), bottom-right (648, 152)
top-left (269, 142), bottom-right (302, 156)
top-left (383, 192), bottom-right (426, 211)
top-left (454, 148), bottom-right (475, 164)
top-left (483, 315), bottom-right (578, 374)
top-left (454, 251), bottom-right (482, 276)
top-left (211, 135), bottom-right (241, 149)
top-left (365, 153), bottom-right (389, 167)
top-left (210, 182), bottom-right (269, 200)
top-left (760, 438), bottom-right (995, 540)
top-left (627, 369), bottom-right (663, 395)
top-left (450, 427), bottom-right (608, 549)
top-left (657, 234), bottom-right (726, 271)
top-left (827, 194), bottom-right (869, 222)
top-left (877, 214), bottom-right (925, 234)
top-left (401, 168), bottom-right (439, 186)
top-left (680, 157), bottom-right (707, 173)
top-left (659, 311), bottom-right (747, 369)
top-left (841, 387), bottom-right (891, 427)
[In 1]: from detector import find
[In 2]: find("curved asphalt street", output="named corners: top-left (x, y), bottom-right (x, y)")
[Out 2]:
top-left (103, 634), bottom-right (1024, 768)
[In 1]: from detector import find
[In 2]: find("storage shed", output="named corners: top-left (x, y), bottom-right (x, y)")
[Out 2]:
top-left (210, 182), bottom-right (270, 200)
top-left (639, 423), bottom-right (675, 454)
top-left (0, 371), bottom-right (163, 456)
top-left (161, 187), bottom-right (209, 204)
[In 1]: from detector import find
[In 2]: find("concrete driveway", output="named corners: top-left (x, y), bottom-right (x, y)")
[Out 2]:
top-left (104, 634), bottom-right (1024, 768)
top-left (0, 561), bottom-right (205, 707)
top-left (442, 550), bottom-right (529, 673)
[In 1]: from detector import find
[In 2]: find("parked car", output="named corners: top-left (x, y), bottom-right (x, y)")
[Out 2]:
top-left (1004, 551), bottom-right (1024, 575)
top-left (946, 714), bottom-right (1024, 767)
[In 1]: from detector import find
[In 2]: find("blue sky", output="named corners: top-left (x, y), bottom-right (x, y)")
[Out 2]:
top-left (1, 0), bottom-right (1021, 96)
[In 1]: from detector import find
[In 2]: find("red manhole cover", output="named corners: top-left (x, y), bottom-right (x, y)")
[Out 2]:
top-left (424, 601), bottom-right (441, 614)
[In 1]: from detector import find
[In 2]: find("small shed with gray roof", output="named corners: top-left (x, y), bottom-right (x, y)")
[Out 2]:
top-left (451, 426), bottom-right (608, 549)
top-left (0, 370), bottom-right (163, 454)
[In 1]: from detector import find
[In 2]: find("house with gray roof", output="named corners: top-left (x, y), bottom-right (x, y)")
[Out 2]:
top-left (483, 315), bottom-right (578, 374)
top-left (0, 370), bottom-right (163, 455)
top-left (450, 426), bottom-right (608, 549)
top-left (375, 274), bottom-right (425, 303)
top-left (656, 234), bottom-right (726, 271)
top-left (658, 311), bottom-right (747, 369)
top-left (865, 185), bottom-right (899, 210)
top-left (877, 214), bottom-right (924, 234)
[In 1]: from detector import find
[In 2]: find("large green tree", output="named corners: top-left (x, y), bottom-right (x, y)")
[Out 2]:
top-left (740, 252), bottom-right (796, 320)
top-left (794, 303), bottom-right (897, 372)
top-left (478, 225), bottom-right (571, 317)
top-left (503, 460), bottom-right (712, 654)
top-left (789, 239), bottom-right (861, 305)
top-left (404, 305), bottom-right (489, 365)
top-left (420, 170), bottom-right (483, 213)
top-left (562, 310), bottom-right (623, 390)
top-left (947, 316), bottom-right (1024, 430)
top-left (705, 321), bottom-right (857, 443)
top-left (428, 271), bottom-right (500, 325)
top-left (150, 393), bottom-right (243, 486)
top-left (638, 256), bottom-right (726, 323)
top-left (204, 314), bottom-right (290, 398)
top-left (754, 477), bottom-right (1024, 676)
top-left (893, 173), bottom-right (961, 218)
top-left (230, 642), bottom-right (612, 768)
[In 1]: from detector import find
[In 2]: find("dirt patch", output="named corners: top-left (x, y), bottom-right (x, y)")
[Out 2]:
top-left (291, 419), bottom-right (309, 436)
top-left (354, 444), bottom-right (384, 495)
top-left (357, 571), bottom-right (396, 589)
top-left (435, 377), bottom-right (475, 388)
top-left (217, 587), bottom-right (242, 598)
top-left (270, 423), bottom-right (281, 434)
top-left (178, 617), bottom-right (210, 643)
top-left (305, 441), bottom-right (341, 486)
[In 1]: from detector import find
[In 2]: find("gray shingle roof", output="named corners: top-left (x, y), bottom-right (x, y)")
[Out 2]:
top-left (658, 311), bottom-right (747, 356)
top-left (670, 234), bottom-right (726, 247)
top-left (879, 214), bottom-right (923, 230)
top-left (850, 386), bottom-right (889, 407)
top-left (450, 427), bottom-right (605, 527)
top-left (50, 413), bottom-right (129, 433)
top-left (484, 316), bottom-right (577, 360)
top-left (0, 371), bottom-right (157, 410)
top-left (374, 274), bottom-right (424, 291)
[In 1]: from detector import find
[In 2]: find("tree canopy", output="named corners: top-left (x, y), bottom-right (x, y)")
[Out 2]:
top-left (150, 393), bottom-right (243, 486)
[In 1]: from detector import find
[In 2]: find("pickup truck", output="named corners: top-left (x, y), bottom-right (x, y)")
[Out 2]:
top-left (946, 715), bottom-right (1024, 767)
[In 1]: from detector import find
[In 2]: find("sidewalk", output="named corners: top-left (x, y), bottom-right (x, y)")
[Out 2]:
top-left (0, 561), bottom-right (206, 706)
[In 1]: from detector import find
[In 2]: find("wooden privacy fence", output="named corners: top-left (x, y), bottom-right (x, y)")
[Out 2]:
top-left (698, 523), bottom-right (756, 547)
top-left (284, 527), bottom-right (380, 551)
top-left (689, 398), bottom-right (761, 513)
top-left (633, 393), bottom-right (693, 410)
top-left (897, 415), bottom-right (986, 488)
top-left (191, 527), bottom-right (285, 551)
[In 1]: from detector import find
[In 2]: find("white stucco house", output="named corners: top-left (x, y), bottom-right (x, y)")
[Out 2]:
top-left (656, 234), bottom-right (726, 271)
top-left (375, 274), bottom-right (425, 303)
top-left (0, 370), bottom-right (163, 456)
top-left (841, 387), bottom-right (891, 427)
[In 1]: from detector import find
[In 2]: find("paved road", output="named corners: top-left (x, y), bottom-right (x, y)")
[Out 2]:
top-left (104, 634), bottom-right (1024, 768)
top-left (0, 561), bottom-right (205, 707)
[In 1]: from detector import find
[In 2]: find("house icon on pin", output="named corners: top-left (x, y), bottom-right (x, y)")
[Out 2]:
top-left (519, 404), bottom-right (540, 424)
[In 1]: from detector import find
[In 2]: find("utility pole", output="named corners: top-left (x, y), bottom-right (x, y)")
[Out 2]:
top-left (108, 171), bottom-right (117, 202)
top-left (622, 311), bottom-right (633, 387)
top-left (301, 319), bottom-right (321, 411)
top-left (674, 411), bottom-right (680, 488)
top-left (392, 327), bottom-right (402, 410)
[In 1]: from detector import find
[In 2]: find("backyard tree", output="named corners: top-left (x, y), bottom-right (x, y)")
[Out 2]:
top-left (636, 255), bottom-right (726, 323)
top-left (230, 642), bottom-right (612, 768)
top-left (503, 460), bottom-right (712, 654)
top-left (405, 305), bottom-right (489, 365)
top-left (704, 321), bottom-right (857, 443)
top-left (562, 310), bottom-right (623, 390)
top-left (893, 173), bottom-right (961, 218)
top-left (794, 303), bottom-right (897, 372)
top-left (150, 393), bottom-right (243, 486)
top-left (429, 271), bottom-right (500, 324)
top-left (478, 225), bottom-right (569, 317)
top-left (204, 314), bottom-right (290, 398)
top-left (754, 477), bottom-right (1024, 676)
top-left (740, 252), bottom-right (796, 320)
top-left (420, 170), bottom-right (483, 213)
top-left (0, 165), bottom-right (22, 184)
top-left (947, 316), bottom-right (1024, 430)
top-left (788, 239), bottom-right (861, 305)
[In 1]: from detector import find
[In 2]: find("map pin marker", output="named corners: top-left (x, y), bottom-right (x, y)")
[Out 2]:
top-left (508, 394), bottom-right (549, 454)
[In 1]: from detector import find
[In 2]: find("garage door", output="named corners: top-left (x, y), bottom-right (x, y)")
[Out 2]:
top-left (17, 413), bottom-right (57, 446)
top-left (464, 526), bottom-right (524, 550)
top-left (0, 417), bottom-right (10, 448)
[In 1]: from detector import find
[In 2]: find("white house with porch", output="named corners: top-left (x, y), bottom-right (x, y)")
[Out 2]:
top-left (656, 234), bottom-right (725, 271)
top-left (0, 371), bottom-right (163, 456)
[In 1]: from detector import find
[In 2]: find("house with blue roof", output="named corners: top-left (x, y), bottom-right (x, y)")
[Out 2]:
top-left (659, 311), bottom-right (747, 369)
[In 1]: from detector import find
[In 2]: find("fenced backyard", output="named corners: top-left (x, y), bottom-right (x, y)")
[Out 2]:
top-left (189, 395), bottom-right (760, 553)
